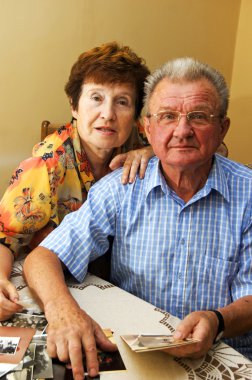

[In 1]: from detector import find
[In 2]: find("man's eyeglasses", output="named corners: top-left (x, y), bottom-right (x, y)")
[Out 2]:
top-left (147, 110), bottom-right (218, 128)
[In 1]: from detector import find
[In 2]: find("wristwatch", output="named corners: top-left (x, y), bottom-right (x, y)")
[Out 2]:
top-left (209, 309), bottom-right (225, 343)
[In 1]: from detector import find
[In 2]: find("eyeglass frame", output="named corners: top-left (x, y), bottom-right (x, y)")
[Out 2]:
top-left (146, 110), bottom-right (221, 127)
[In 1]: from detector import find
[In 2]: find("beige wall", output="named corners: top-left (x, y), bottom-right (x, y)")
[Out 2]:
top-left (0, 0), bottom-right (242, 196)
top-left (227, 0), bottom-right (252, 164)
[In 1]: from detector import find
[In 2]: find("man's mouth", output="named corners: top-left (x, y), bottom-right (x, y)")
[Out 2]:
top-left (170, 145), bottom-right (196, 149)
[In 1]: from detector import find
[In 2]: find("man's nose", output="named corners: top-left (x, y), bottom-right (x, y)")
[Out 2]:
top-left (173, 115), bottom-right (193, 138)
top-left (100, 100), bottom-right (116, 120)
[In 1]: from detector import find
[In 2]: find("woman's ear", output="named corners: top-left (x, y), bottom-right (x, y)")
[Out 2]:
top-left (70, 100), bottom-right (78, 120)
top-left (71, 108), bottom-right (78, 120)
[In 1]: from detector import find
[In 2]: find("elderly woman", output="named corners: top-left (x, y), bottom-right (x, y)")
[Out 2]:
top-left (0, 42), bottom-right (151, 320)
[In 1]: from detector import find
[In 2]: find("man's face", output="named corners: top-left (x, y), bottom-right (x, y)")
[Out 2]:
top-left (144, 78), bottom-right (230, 173)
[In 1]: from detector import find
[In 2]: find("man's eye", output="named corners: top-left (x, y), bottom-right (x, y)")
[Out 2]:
top-left (190, 112), bottom-right (207, 120)
top-left (161, 112), bottom-right (177, 121)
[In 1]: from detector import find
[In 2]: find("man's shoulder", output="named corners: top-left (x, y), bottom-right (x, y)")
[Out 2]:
top-left (216, 155), bottom-right (252, 181)
top-left (90, 156), bottom-right (158, 194)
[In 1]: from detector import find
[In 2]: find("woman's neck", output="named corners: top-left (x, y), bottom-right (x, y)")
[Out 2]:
top-left (80, 140), bottom-right (114, 181)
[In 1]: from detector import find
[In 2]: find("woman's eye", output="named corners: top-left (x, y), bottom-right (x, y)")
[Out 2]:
top-left (117, 98), bottom-right (130, 106)
top-left (91, 94), bottom-right (102, 102)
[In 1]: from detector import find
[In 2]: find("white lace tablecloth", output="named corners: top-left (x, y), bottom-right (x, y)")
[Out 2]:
top-left (11, 260), bottom-right (252, 380)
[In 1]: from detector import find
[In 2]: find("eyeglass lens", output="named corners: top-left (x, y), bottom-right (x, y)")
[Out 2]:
top-left (157, 111), bottom-right (212, 127)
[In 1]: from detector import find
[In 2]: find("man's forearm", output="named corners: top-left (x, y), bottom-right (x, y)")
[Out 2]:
top-left (219, 296), bottom-right (252, 338)
top-left (23, 247), bottom-right (77, 312)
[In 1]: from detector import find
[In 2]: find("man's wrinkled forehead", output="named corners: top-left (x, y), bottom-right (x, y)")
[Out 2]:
top-left (148, 77), bottom-right (220, 112)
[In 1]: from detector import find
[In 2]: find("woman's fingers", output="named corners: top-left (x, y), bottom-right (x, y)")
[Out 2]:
top-left (0, 280), bottom-right (23, 320)
top-left (110, 146), bottom-right (154, 184)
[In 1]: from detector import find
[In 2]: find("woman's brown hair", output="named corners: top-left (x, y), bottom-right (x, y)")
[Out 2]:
top-left (65, 41), bottom-right (150, 119)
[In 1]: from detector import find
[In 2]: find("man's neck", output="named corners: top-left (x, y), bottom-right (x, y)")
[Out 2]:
top-left (161, 160), bottom-right (213, 203)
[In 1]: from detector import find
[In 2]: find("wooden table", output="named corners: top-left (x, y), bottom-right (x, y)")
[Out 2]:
top-left (10, 260), bottom-right (252, 379)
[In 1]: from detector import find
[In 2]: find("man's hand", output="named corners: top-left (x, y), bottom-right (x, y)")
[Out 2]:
top-left (45, 298), bottom-right (117, 380)
top-left (0, 279), bottom-right (23, 321)
top-left (109, 146), bottom-right (154, 184)
top-left (162, 311), bottom-right (219, 359)
top-left (24, 247), bottom-right (117, 379)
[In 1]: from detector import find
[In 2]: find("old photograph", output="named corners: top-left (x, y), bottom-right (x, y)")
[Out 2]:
top-left (1, 313), bottom-right (47, 335)
top-left (0, 337), bottom-right (20, 355)
top-left (33, 344), bottom-right (53, 379)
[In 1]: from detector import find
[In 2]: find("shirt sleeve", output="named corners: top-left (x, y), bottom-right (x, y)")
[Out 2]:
top-left (0, 157), bottom-right (54, 256)
top-left (231, 203), bottom-right (252, 299)
top-left (40, 174), bottom-right (120, 283)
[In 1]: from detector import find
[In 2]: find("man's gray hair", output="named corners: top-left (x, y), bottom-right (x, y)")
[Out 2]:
top-left (144, 57), bottom-right (229, 117)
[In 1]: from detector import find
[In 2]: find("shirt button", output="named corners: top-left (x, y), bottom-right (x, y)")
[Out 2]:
top-left (178, 272), bottom-right (182, 279)
top-left (181, 238), bottom-right (185, 245)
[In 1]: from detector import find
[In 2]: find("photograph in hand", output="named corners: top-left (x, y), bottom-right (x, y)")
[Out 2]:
top-left (121, 334), bottom-right (200, 352)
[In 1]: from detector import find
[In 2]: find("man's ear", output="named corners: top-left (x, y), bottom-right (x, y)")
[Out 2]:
top-left (143, 116), bottom-right (152, 144)
top-left (220, 117), bottom-right (230, 140)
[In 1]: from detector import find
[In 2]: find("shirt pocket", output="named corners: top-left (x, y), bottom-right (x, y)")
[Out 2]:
top-left (190, 251), bottom-right (239, 307)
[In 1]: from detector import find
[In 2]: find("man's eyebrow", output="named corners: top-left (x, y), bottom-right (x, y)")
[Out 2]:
top-left (189, 104), bottom-right (213, 111)
top-left (155, 107), bottom-right (176, 112)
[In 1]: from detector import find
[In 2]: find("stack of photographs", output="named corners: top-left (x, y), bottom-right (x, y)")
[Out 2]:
top-left (0, 341), bottom-right (53, 380)
top-left (121, 334), bottom-right (200, 352)
top-left (1, 311), bottom-right (48, 336)
top-left (0, 322), bottom-right (127, 379)
top-left (0, 326), bottom-right (36, 379)
top-left (0, 311), bottom-right (53, 379)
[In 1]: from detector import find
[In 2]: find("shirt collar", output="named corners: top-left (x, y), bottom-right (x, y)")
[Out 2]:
top-left (145, 157), bottom-right (170, 196)
top-left (145, 154), bottom-right (230, 202)
top-left (203, 154), bottom-right (230, 202)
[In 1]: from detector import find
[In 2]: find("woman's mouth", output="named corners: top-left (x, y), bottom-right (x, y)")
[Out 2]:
top-left (95, 126), bottom-right (116, 134)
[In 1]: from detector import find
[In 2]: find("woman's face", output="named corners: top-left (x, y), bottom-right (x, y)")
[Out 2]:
top-left (72, 82), bottom-right (136, 152)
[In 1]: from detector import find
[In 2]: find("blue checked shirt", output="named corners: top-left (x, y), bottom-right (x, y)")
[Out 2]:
top-left (41, 155), bottom-right (252, 359)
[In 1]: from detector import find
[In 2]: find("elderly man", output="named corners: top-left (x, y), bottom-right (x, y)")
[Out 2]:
top-left (23, 58), bottom-right (252, 379)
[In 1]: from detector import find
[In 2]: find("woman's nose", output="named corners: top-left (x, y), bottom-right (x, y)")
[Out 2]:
top-left (100, 100), bottom-right (116, 120)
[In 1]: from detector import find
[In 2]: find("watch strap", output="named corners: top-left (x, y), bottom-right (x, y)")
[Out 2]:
top-left (209, 309), bottom-right (225, 343)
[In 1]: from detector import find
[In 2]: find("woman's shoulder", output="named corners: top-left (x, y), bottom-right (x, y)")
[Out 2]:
top-left (32, 123), bottom-right (74, 157)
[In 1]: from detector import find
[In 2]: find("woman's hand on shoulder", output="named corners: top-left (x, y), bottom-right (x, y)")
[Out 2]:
top-left (109, 146), bottom-right (154, 184)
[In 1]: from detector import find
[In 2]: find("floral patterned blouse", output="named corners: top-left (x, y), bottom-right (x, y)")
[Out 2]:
top-left (0, 121), bottom-right (146, 256)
